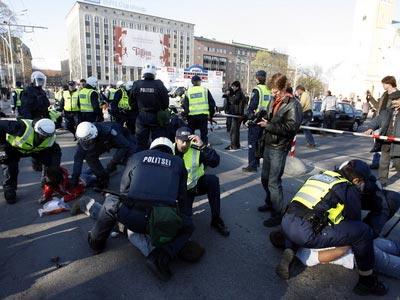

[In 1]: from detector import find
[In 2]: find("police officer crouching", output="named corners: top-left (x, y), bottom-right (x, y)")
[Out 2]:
top-left (279, 160), bottom-right (387, 296)
top-left (0, 118), bottom-right (61, 204)
top-left (88, 137), bottom-right (194, 281)
top-left (68, 121), bottom-right (136, 190)
top-left (174, 127), bottom-right (229, 236)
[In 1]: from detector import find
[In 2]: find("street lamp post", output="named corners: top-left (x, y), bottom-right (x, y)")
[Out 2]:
top-left (6, 10), bottom-right (27, 88)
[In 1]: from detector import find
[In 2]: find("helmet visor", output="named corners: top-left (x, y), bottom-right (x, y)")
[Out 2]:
top-left (33, 77), bottom-right (46, 87)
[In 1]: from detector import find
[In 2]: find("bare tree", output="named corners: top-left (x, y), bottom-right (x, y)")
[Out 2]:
top-left (296, 65), bottom-right (326, 99)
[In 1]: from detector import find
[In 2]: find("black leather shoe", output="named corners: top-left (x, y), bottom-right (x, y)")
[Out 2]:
top-left (263, 216), bottom-right (282, 227)
top-left (4, 191), bottom-right (16, 204)
top-left (353, 274), bottom-right (388, 296)
top-left (242, 166), bottom-right (257, 173)
top-left (258, 204), bottom-right (273, 212)
top-left (211, 218), bottom-right (230, 237)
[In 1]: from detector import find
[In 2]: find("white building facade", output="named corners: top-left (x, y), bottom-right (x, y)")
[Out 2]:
top-left (330, 0), bottom-right (400, 99)
top-left (66, 1), bottom-right (194, 85)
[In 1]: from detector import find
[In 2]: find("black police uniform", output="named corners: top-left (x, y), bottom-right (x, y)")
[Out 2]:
top-left (20, 85), bottom-right (50, 120)
top-left (71, 122), bottom-right (136, 188)
top-left (0, 120), bottom-right (61, 203)
top-left (244, 88), bottom-right (264, 170)
top-left (129, 78), bottom-right (169, 152)
top-left (89, 148), bottom-right (193, 258)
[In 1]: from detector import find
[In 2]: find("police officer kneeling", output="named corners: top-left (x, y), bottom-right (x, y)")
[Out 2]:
top-left (87, 137), bottom-right (194, 281)
top-left (68, 121), bottom-right (136, 190)
top-left (280, 160), bottom-right (387, 296)
top-left (0, 118), bottom-right (61, 204)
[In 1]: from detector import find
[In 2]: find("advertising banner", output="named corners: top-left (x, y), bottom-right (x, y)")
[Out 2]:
top-left (114, 26), bottom-right (170, 67)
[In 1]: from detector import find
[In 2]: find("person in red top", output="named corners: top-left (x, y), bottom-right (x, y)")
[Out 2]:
top-left (40, 166), bottom-right (86, 203)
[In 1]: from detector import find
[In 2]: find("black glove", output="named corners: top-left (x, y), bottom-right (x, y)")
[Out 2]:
top-left (95, 173), bottom-right (109, 189)
top-left (106, 160), bottom-right (118, 173)
top-left (66, 177), bottom-right (79, 189)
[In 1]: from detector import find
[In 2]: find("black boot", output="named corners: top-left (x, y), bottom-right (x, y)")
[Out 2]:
top-left (353, 273), bottom-right (388, 296)
top-left (211, 217), bottom-right (230, 237)
top-left (4, 190), bottom-right (16, 204)
top-left (276, 248), bottom-right (295, 280)
top-left (87, 231), bottom-right (106, 255)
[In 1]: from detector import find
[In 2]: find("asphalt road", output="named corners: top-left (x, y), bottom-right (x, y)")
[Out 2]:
top-left (0, 107), bottom-right (399, 300)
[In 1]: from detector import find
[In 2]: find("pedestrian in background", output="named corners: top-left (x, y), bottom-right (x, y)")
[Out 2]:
top-left (225, 81), bottom-right (246, 150)
top-left (364, 90), bottom-right (400, 187)
top-left (320, 90), bottom-right (337, 136)
top-left (296, 85), bottom-right (315, 148)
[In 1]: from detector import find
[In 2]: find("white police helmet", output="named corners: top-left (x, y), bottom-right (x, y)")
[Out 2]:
top-left (125, 81), bottom-right (134, 91)
top-left (142, 63), bottom-right (157, 78)
top-left (149, 137), bottom-right (174, 153)
top-left (34, 118), bottom-right (55, 137)
top-left (116, 80), bottom-right (124, 88)
top-left (76, 122), bottom-right (98, 150)
top-left (86, 77), bottom-right (98, 88)
top-left (31, 71), bottom-right (47, 87)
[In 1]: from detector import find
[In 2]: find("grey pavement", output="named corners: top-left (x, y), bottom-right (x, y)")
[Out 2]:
top-left (0, 107), bottom-right (400, 300)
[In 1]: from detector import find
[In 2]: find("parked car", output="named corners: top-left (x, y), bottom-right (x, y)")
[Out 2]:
top-left (310, 101), bottom-right (364, 132)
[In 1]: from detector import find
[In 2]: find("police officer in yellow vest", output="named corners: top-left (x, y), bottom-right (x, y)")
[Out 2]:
top-left (11, 81), bottom-right (24, 115)
top-left (174, 127), bottom-right (229, 236)
top-left (78, 77), bottom-right (103, 123)
top-left (182, 75), bottom-right (216, 145)
top-left (0, 118), bottom-right (62, 204)
top-left (110, 81), bottom-right (137, 135)
top-left (279, 160), bottom-right (388, 296)
top-left (60, 81), bottom-right (81, 139)
top-left (242, 70), bottom-right (271, 173)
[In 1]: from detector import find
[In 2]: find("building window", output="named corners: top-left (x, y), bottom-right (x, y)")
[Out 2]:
top-left (144, 25), bottom-right (148, 31)
top-left (104, 27), bottom-right (109, 35)
top-left (95, 38), bottom-right (100, 45)
top-left (85, 25), bottom-right (90, 32)
top-left (104, 18), bottom-right (108, 24)
top-left (87, 66), bottom-right (92, 77)
top-left (86, 37), bottom-right (91, 44)
top-left (129, 22), bottom-right (134, 29)
top-left (94, 16), bottom-right (100, 23)
top-left (85, 15), bottom-right (90, 21)
top-left (137, 24), bottom-right (142, 30)
top-left (112, 19), bottom-right (117, 25)
top-left (87, 60), bottom-right (92, 66)
top-left (121, 21), bottom-right (126, 27)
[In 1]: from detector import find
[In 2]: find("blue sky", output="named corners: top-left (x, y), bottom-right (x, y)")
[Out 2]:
top-left (5, 0), bottom-right (400, 72)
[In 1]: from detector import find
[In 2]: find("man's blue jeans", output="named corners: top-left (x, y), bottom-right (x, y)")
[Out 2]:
top-left (261, 147), bottom-right (288, 216)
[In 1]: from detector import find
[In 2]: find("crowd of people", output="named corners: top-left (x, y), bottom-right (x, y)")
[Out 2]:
top-left (4, 65), bottom-right (400, 296)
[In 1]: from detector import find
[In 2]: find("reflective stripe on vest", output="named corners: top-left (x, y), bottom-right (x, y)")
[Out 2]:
top-left (79, 88), bottom-right (100, 112)
top-left (254, 85), bottom-right (271, 112)
top-left (292, 170), bottom-right (350, 225)
top-left (117, 89), bottom-right (131, 110)
top-left (182, 144), bottom-right (205, 189)
top-left (14, 88), bottom-right (23, 106)
top-left (6, 119), bottom-right (56, 154)
top-left (186, 86), bottom-right (209, 116)
top-left (63, 90), bottom-right (80, 112)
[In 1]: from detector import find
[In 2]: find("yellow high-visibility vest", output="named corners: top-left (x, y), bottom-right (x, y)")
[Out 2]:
top-left (7, 119), bottom-right (56, 154)
top-left (186, 86), bottom-right (209, 116)
top-left (292, 170), bottom-right (351, 225)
